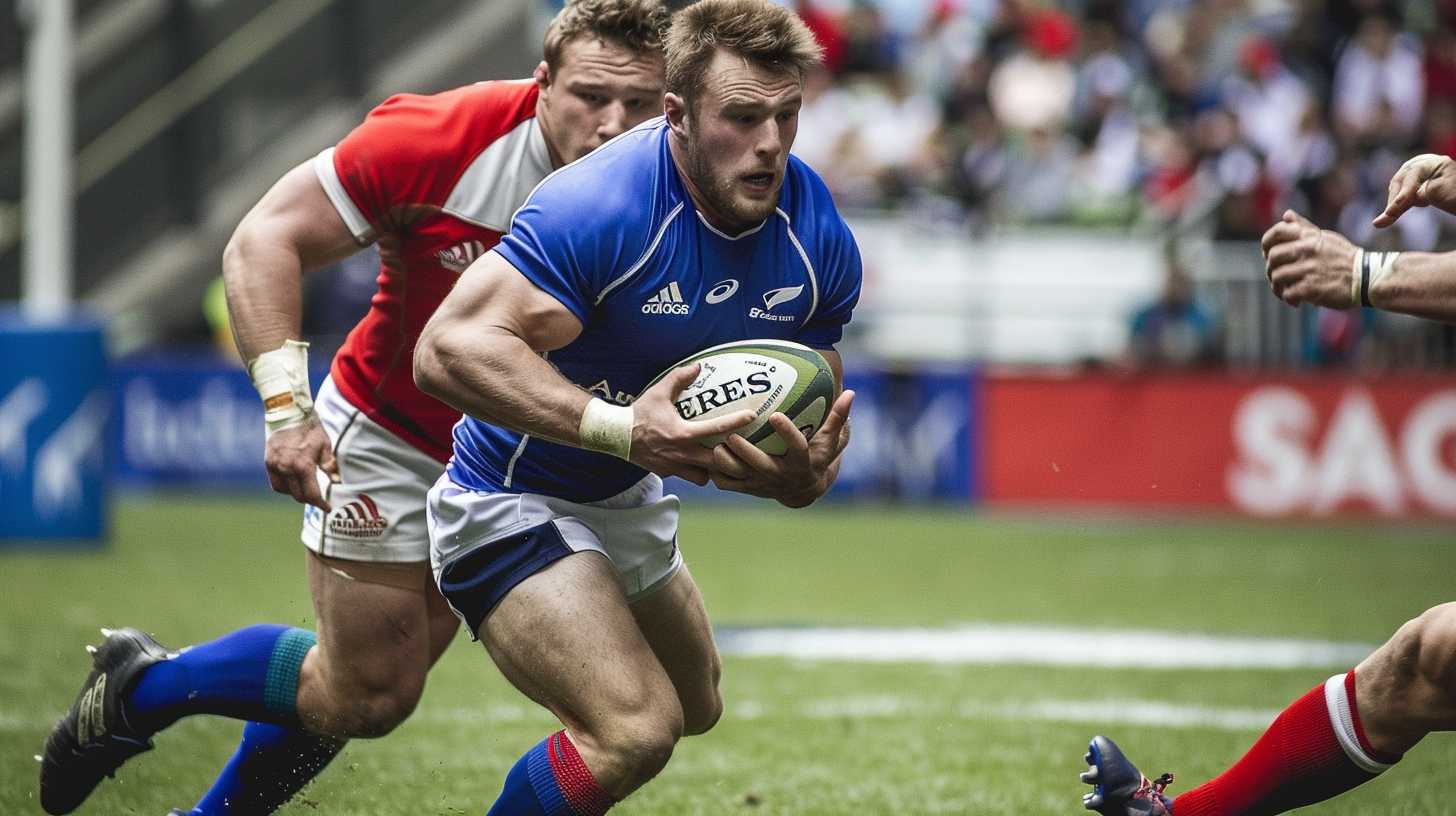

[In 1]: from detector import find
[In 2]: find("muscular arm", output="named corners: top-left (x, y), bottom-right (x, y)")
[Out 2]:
top-left (222, 161), bottom-right (366, 510)
top-left (222, 162), bottom-right (363, 360)
top-left (414, 250), bottom-right (591, 445)
top-left (415, 251), bottom-right (753, 482)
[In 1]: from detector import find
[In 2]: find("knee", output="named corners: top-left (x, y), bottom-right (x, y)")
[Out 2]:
top-left (681, 685), bottom-right (723, 737)
top-left (590, 708), bottom-right (684, 789)
top-left (1405, 603), bottom-right (1456, 691)
top-left (331, 678), bottom-right (424, 738)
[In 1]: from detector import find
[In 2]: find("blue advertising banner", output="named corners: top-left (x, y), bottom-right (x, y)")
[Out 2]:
top-left (108, 356), bottom-right (978, 504)
top-left (111, 354), bottom-right (329, 489)
top-left (832, 368), bottom-right (976, 501)
top-left (0, 314), bottom-right (110, 543)
top-left (668, 367), bottom-right (978, 503)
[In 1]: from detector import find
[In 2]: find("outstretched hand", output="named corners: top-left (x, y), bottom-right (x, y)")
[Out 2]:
top-left (710, 389), bottom-right (855, 508)
top-left (1374, 153), bottom-right (1456, 228)
top-left (628, 363), bottom-right (755, 486)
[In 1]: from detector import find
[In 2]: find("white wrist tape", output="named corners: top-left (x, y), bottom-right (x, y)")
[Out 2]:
top-left (1365, 251), bottom-right (1399, 308)
top-left (247, 339), bottom-right (314, 437)
top-left (579, 398), bottom-right (633, 461)
top-left (1352, 248), bottom-right (1400, 308)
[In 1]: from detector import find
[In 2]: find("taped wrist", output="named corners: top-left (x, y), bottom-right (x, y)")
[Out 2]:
top-left (579, 398), bottom-right (633, 461)
top-left (1353, 249), bottom-right (1400, 308)
top-left (248, 340), bottom-right (314, 437)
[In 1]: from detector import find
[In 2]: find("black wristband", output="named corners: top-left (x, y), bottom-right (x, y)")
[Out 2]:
top-left (1360, 251), bottom-right (1372, 307)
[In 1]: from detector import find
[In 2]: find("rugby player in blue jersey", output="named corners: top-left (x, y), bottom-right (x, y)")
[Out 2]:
top-left (413, 1), bottom-right (860, 812)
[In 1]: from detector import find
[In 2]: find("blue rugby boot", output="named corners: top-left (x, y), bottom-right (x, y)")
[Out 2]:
top-left (1082, 735), bottom-right (1176, 815)
top-left (39, 627), bottom-right (171, 814)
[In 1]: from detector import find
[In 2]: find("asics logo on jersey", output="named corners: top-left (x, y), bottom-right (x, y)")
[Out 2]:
top-left (642, 282), bottom-right (691, 316)
top-left (705, 279), bottom-right (739, 304)
top-left (328, 494), bottom-right (389, 538)
top-left (749, 284), bottom-right (804, 322)
top-left (437, 240), bottom-right (486, 273)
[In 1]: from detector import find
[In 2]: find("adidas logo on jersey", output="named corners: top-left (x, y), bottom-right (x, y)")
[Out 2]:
top-left (642, 282), bottom-right (691, 316)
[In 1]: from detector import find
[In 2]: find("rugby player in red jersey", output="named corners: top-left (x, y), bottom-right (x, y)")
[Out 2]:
top-left (1082, 152), bottom-right (1456, 815)
top-left (38, 3), bottom-right (669, 814)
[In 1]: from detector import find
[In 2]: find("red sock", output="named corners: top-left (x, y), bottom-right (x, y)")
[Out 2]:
top-left (547, 730), bottom-right (614, 816)
top-left (1173, 670), bottom-right (1401, 816)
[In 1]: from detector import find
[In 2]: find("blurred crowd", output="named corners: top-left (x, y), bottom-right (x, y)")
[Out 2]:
top-left (209, 0), bottom-right (1456, 370)
top-left (792, 0), bottom-right (1456, 244)
top-left (787, 0), bottom-right (1456, 369)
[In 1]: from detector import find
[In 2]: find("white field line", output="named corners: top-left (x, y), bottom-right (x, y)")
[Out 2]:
top-left (715, 625), bottom-right (1375, 670)
top-left (792, 695), bottom-right (1277, 731)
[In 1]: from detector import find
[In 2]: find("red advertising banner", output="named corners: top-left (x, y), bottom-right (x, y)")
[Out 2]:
top-left (983, 374), bottom-right (1456, 518)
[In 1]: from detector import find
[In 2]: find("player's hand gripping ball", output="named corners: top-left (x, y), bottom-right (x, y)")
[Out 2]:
top-left (645, 339), bottom-right (836, 455)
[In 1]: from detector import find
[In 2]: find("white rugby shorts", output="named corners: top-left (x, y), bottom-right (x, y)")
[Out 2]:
top-left (300, 376), bottom-right (444, 562)
top-left (426, 473), bottom-right (683, 635)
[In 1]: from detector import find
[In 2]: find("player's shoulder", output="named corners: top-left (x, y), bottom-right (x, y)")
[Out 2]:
top-left (352, 79), bottom-right (540, 157)
top-left (782, 154), bottom-right (855, 246)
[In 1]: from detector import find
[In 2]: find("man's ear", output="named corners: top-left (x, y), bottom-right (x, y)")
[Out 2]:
top-left (533, 60), bottom-right (551, 91)
top-left (665, 92), bottom-right (689, 137)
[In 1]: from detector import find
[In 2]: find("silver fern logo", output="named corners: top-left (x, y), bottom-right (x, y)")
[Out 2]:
top-left (761, 285), bottom-right (803, 311)
top-left (751, 285), bottom-right (804, 322)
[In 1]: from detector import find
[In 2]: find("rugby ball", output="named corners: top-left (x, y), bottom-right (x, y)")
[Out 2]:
top-left (645, 339), bottom-right (836, 455)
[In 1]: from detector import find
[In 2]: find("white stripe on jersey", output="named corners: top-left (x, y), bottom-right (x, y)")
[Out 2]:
top-left (597, 202), bottom-right (685, 305)
top-left (777, 208), bottom-right (820, 325)
top-left (313, 148), bottom-right (374, 242)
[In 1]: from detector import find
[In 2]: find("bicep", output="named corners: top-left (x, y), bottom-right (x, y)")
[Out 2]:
top-left (232, 162), bottom-right (363, 271)
top-left (432, 250), bottom-right (584, 353)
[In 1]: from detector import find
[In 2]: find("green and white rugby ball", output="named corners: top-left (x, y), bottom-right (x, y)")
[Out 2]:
top-left (646, 339), bottom-right (836, 455)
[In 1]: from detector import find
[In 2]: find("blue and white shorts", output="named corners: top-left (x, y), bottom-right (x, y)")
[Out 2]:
top-left (426, 473), bottom-right (683, 636)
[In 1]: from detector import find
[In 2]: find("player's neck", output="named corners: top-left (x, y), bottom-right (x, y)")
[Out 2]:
top-left (667, 133), bottom-right (757, 236)
top-left (535, 100), bottom-right (568, 170)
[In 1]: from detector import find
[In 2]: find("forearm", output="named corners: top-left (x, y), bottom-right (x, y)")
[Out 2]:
top-left (222, 231), bottom-right (307, 361)
top-left (1370, 251), bottom-right (1456, 324)
top-left (415, 327), bottom-right (593, 446)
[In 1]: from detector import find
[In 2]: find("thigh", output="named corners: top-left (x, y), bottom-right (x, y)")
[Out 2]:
top-left (629, 565), bottom-right (722, 734)
top-left (480, 551), bottom-right (680, 741)
top-left (304, 553), bottom-right (456, 696)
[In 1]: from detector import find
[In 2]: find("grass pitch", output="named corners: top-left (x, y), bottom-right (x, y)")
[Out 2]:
top-left (3, 497), bottom-right (1454, 814)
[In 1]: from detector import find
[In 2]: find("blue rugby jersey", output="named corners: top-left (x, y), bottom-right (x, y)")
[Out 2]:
top-left (446, 117), bottom-right (862, 502)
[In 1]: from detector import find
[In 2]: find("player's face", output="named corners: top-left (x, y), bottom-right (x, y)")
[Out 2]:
top-left (669, 49), bottom-right (802, 232)
top-left (536, 37), bottom-right (665, 166)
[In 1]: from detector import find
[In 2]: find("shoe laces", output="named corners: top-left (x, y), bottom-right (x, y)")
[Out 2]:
top-left (1134, 772), bottom-right (1175, 813)
top-left (1148, 773), bottom-right (1174, 796)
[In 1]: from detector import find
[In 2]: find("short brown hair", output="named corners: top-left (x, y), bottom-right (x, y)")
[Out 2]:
top-left (665, 0), bottom-right (823, 112)
top-left (543, 0), bottom-right (671, 72)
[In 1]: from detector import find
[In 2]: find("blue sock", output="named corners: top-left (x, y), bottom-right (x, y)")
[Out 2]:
top-left (486, 732), bottom-right (612, 816)
top-left (127, 624), bottom-right (315, 732)
top-left (488, 737), bottom-right (563, 816)
top-left (186, 721), bottom-right (344, 816)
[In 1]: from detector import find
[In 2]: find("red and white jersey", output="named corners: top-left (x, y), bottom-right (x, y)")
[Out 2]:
top-left (311, 79), bottom-right (550, 462)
